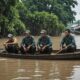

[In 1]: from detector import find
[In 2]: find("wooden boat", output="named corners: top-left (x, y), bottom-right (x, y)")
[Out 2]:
top-left (0, 49), bottom-right (80, 60)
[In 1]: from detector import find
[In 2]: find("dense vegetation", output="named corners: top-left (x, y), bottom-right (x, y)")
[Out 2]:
top-left (0, 0), bottom-right (77, 37)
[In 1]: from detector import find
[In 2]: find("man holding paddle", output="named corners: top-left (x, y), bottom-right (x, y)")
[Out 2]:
top-left (60, 29), bottom-right (76, 53)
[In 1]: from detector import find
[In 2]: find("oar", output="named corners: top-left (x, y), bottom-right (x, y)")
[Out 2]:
top-left (56, 44), bottom-right (72, 54)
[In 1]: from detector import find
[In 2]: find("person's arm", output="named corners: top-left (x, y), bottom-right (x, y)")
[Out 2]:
top-left (7, 38), bottom-right (18, 45)
top-left (27, 37), bottom-right (35, 49)
top-left (21, 38), bottom-right (25, 47)
top-left (42, 36), bottom-right (52, 51)
top-left (43, 36), bottom-right (52, 48)
top-left (4, 38), bottom-right (18, 46)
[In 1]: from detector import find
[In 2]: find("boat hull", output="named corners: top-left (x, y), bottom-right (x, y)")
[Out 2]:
top-left (0, 49), bottom-right (80, 60)
top-left (0, 52), bottom-right (80, 60)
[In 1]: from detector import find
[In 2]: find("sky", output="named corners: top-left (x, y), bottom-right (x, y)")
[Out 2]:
top-left (73, 0), bottom-right (80, 20)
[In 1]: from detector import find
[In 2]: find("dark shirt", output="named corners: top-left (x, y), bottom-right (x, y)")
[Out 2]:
top-left (61, 35), bottom-right (76, 47)
top-left (21, 36), bottom-right (35, 47)
top-left (37, 36), bottom-right (52, 47)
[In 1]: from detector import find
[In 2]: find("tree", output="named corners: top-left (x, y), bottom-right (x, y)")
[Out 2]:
top-left (0, 0), bottom-right (26, 36)
top-left (22, 0), bottom-right (77, 25)
top-left (25, 11), bottom-right (64, 35)
top-left (0, 0), bottom-right (77, 36)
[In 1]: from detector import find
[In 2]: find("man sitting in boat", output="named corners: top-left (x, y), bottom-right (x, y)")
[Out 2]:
top-left (20, 30), bottom-right (36, 54)
top-left (37, 30), bottom-right (52, 54)
top-left (60, 29), bottom-right (76, 52)
top-left (4, 34), bottom-right (19, 53)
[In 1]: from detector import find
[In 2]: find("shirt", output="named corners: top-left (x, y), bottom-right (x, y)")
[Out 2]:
top-left (61, 35), bottom-right (76, 47)
top-left (37, 36), bottom-right (52, 47)
top-left (21, 36), bottom-right (35, 46)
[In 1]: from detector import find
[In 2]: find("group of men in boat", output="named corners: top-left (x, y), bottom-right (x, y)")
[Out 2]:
top-left (4, 29), bottom-right (76, 54)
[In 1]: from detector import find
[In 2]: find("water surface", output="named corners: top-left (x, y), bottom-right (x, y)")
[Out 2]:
top-left (0, 35), bottom-right (80, 80)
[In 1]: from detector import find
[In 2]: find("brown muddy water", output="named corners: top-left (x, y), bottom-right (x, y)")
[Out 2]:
top-left (0, 35), bottom-right (80, 80)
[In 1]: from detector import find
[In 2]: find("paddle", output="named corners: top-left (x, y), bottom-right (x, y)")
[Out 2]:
top-left (56, 44), bottom-right (72, 54)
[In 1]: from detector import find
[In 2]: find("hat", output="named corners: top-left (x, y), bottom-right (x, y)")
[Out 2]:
top-left (40, 30), bottom-right (47, 33)
top-left (8, 34), bottom-right (13, 38)
top-left (25, 30), bottom-right (30, 34)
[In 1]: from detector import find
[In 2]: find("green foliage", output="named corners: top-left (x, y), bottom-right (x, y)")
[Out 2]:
top-left (8, 18), bottom-right (26, 35)
top-left (26, 11), bottom-right (65, 35)
top-left (23, 0), bottom-right (77, 25)
top-left (0, 0), bottom-right (77, 36)
top-left (0, 0), bottom-right (26, 36)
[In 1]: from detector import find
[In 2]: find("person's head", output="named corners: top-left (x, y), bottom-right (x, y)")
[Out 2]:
top-left (24, 30), bottom-right (30, 37)
top-left (40, 30), bottom-right (47, 37)
top-left (8, 34), bottom-right (13, 39)
top-left (64, 29), bottom-right (71, 36)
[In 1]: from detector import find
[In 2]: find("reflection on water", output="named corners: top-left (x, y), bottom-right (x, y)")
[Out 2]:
top-left (0, 58), bottom-right (80, 80)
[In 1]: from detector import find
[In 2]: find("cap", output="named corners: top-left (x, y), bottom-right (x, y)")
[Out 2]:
top-left (25, 30), bottom-right (30, 34)
top-left (40, 30), bottom-right (47, 33)
top-left (8, 34), bottom-right (13, 38)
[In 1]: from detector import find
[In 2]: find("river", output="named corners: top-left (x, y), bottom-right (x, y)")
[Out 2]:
top-left (0, 35), bottom-right (80, 80)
